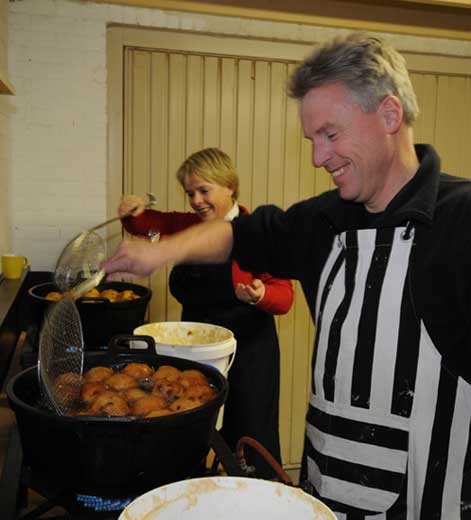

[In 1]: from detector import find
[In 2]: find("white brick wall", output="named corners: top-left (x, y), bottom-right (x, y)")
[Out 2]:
top-left (7, 0), bottom-right (471, 270)
top-left (9, 0), bottom-right (109, 269)
top-left (0, 0), bottom-right (12, 259)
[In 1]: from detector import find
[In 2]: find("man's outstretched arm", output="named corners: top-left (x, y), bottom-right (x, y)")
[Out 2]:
top-left (102, 220), bottom-right (234, 279)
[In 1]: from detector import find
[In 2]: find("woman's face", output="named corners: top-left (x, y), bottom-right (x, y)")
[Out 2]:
top-left (183, 173), bottom-right (234, 222)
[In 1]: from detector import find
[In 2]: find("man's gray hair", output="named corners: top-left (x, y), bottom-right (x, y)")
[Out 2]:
top-left (289, 33), bottom-right (419, 125)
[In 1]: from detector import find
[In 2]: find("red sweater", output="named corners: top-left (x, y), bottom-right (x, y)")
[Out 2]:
top-left (122, 206), bottom-right (294, 315)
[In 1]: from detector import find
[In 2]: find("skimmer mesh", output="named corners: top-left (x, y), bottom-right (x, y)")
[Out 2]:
top-left (54, 230), bottom-right (106, 295)
top-left (38, 296), bottom-right (84, 415)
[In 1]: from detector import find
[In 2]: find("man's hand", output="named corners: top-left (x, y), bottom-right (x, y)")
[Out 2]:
top-left (102, 240), bottom-right (163, 280)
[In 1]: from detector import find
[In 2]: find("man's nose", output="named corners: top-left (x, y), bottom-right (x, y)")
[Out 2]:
top-left (312, 142), bottom-right (330, 168)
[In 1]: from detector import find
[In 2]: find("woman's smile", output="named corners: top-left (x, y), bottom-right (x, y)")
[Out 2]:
top-left (184, 173), bottom-right (234, 221)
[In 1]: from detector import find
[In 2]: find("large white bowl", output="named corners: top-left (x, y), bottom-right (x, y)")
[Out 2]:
top-left (134, 321), bottom-right (234, 346)
top-left (119, 476), bottom-right (336, 520)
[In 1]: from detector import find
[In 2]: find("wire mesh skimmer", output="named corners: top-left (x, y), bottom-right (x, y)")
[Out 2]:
top-left (54, 193), bottom-right (156, 298)
top-left (38, 296), bottom-right (84, 415)
top-left (54, 229), bottom-right (106, 299)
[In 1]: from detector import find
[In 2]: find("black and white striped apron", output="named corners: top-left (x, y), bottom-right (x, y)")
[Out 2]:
top-left (303, 226), bottom-right (471, 519)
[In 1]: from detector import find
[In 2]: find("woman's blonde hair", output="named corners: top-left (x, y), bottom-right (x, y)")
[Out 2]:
top-left (176, 148), bottom-right (239, 201)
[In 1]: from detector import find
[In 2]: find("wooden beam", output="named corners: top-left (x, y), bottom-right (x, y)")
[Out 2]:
top-left (92, 0), bottom-right (471, 40)
top-left (405, 0), bottom-right (471, 7)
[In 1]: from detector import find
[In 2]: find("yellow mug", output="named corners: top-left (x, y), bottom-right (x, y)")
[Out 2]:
top-left (2, 254), bottom-right (29, 279)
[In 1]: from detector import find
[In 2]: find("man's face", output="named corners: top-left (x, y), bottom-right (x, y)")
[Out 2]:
top-left (301, 82), bottom-right (392, 213)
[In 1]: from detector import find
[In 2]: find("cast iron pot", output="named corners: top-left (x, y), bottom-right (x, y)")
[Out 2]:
top-left (6, 335), bottom-right (228, 498)
top-left (28, 281), bottom-right (152, 348)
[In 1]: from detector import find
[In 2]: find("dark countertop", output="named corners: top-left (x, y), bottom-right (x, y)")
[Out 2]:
top-left (0, 269), bottom-right (28, 330)
top-left (0, 268), bottom-right (31, 393)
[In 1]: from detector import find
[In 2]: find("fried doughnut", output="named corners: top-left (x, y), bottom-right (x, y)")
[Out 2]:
top-left (84, 366), bottom-right (114, 383)
top-left (88, 390), bottom-right (130, 416)
top-left (74, 409), bottom-right (93, 416)
top-left (82, 288), bottom-right (101, 298)
top-left (55, 372), bottom-right (82, 388)
top-left (180, 369), bottom-right (208, 382)
top-left (45, 291), bottom-right (62, 301)
top-left (80, 381), bottom-right (108, 404)
top-left (119, 290), bottom-right (140, 301)
top-left (179, 370), bottom-right (209, 390)
top-left (145, 408), bottom-right (174, 418)
top-left (122, 362), bottom-right (154, 380)
top-left (169, 397), bottom-right (202, 413)
top-left (131, 395), bottom-right (168, 416)
top-left (105, 372), bottom-right (138, 391)
top-left (121, 387), bottom-right (148, 405)
top-left (99, 289), bottom-right (120, 302)
top-left (179, 375), bottom-right (208, 391)
top-left (55, 372), bottom-right (82, 405)
top-left (153, 380), bottom-right (184, 401)
top-left (183, 381), bottom-right (216, 402)
top-left (152, 365), bottom-right (181, 382)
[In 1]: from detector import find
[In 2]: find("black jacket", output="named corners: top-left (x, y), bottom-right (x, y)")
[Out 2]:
top-left (232, 144), bottom-right (471, 384)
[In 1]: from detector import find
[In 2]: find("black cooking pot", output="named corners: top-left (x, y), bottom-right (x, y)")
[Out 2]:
top-left (28, 281), bottom-right (152, 348)
top-left (6, 335), bottom-right (228, 498)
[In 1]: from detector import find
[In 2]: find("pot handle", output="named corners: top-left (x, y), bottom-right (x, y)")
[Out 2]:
top-left (76, 297), bottom-right (110, 306)
top-left (108, 334), bottom-right (156, 355)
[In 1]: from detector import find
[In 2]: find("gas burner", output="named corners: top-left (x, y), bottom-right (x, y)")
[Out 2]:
top-left (0, 423), bottom-right (246, 520)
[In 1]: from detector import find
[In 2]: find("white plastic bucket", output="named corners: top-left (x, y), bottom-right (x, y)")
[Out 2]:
top-left (133, 322), bottom-right (237, 377)
top-left (119, 476), bottom-right (336, 520)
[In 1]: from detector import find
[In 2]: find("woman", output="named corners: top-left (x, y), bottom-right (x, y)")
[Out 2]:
top-left (119, 148), bottom-right (294, 478)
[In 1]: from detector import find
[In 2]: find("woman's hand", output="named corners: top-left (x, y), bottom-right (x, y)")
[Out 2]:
top-left (235, 278), bottom-right (266, 305)
top-left (118, 194), bottom-right (147, 217)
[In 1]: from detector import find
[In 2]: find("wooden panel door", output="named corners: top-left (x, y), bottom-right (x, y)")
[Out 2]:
top-left (410, 72), bottom-right (471, 178)
top-left (123, 46), bottom-right (322, 471)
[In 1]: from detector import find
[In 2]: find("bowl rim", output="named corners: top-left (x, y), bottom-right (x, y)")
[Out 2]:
top-left (133, 321), bottom-right (234, 347)
top-left (119, 476), bottom-right (337, 520)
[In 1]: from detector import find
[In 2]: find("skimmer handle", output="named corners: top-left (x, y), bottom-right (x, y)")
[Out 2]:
top-left (87, 193), bottom-right (157, 233)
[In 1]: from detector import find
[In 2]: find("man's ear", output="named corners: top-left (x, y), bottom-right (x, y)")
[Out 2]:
top-left (379, 95), bottom-right (403, 134)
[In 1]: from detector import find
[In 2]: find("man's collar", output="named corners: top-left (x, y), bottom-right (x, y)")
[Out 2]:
top-left (380, 144), bottom-right (440, 226)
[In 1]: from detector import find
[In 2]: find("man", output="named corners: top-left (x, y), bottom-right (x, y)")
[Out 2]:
top-left (104, 33), bottom-right (471, 518)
